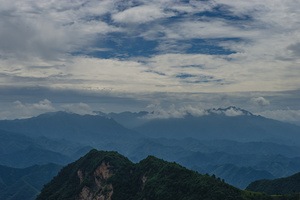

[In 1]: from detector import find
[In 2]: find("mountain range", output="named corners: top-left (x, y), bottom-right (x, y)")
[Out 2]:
top-left (0, 106), bottom-right (300, 199)
top-left (134, 107), bottom-right (300, 145)
top-left (1, 106), bottom-right (299, 146)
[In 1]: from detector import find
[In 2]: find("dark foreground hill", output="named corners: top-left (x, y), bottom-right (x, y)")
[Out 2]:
top-left (37, 150), bottom-right (297, 200)
top-left (247, 172), bottom-right (300, 195)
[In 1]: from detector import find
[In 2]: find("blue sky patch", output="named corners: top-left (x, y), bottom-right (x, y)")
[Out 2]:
top-left (176, 74), bottom-right (198, 79)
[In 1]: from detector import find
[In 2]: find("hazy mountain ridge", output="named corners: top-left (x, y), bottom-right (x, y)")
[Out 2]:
top-left (195, 164), bottom-right (275, 189)
top-left (95, 110), bottom-right (149, 129)
top-left (0, 129), bottom-right (91, 168)
top-left (0, 145), bottom-right (71, 168)
top-left (177, 151), bottom-right (300, 178)
top-left (0, 163), bottom-right (62, 200)
top-left (0, 111), bottom-right (142, 145)
top-left (134, 109), bottom-right (300, 145)
top-left (140, 138), bottom-right (300, 158)
top-left (37, 150), bottom-right (298, 200)
top-left (97, 106), bottom-right (254, 128)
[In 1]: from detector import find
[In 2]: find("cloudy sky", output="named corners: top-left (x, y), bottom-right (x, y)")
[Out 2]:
top-left (0, 0), bottom-right (299, 123)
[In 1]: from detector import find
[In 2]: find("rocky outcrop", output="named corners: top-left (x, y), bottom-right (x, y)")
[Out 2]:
top-left (76, 161), bottom-right (114, 200)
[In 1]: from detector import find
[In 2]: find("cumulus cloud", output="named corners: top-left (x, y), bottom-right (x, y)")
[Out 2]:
top-left (0, 0), bottom-right (120, 61)
top-left (250, 97), bottom-right (270, 107)
top-left (0, 99), bottom-right (98, 119)
top-left (145, 104), bottom-right (210, 119)
top-left (31, 99), bottom-right (55, 111)
top-left (112, 4), bottom-right (174, 24)
top-left (0, 99), bottom-right (56, 119)
top-left (223, 107), bottom-right (244, 117)
top-left (61, 102), bottom-right (95, 115)
top-left (145, 104), bottom-right (185, 119)
top-left (209, 107), bottom-right (245, 117)
top-left (183, 105), bottom-right (209, 117)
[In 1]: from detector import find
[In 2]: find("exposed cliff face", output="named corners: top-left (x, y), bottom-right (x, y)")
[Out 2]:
top-left (77, 184), bottom-right (113, 200)
top-left (76, 161), bottom-right (114, 200)
top-left (36, 150), bottom-right (133, 200)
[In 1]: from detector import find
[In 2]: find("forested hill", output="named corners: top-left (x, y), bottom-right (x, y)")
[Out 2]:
top-left (37, 149), bottom-right (298, 200)
top-left (246, 172), bottom-right (300, 195)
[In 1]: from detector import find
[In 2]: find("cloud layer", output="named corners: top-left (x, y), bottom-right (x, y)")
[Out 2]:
top-left (0, 0), bottom-right (299, 122)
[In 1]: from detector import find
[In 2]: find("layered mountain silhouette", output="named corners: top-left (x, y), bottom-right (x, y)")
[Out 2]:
top-left (199, 164), bottom-right (275, 189)
top-left (1, 107), bottom-right (299, 146)
top-left (0, 163), bottom-right (61, 200)
top-left (0, 129), bottom-right (91, 168)
top-left (37, 150), bottom-right (298, 200)
top-left (1, 107), bottom-right (300, 198)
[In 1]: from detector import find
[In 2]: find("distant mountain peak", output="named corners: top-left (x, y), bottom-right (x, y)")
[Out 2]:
top-left (37, 111), bottom-right (96, 118)
top-left (0, 110), bottom-right (142, 144)
top-left (32, 111), bottom-right (79, 119)
top-left (208, 106), bottom-right (253, 117)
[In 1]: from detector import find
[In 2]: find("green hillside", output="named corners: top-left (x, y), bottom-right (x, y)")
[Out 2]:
top-left (37, 149), bottom-right (298, 200)
top-left (247, 172), bottom-right (300, 195)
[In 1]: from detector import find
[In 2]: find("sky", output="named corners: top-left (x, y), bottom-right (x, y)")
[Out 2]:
top-left (0, 0), bottom-right (299, 124)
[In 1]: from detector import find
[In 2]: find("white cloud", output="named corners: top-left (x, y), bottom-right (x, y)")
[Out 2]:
top-left (0, 0), bottom-right (120, 62)
top-left (257, 109), bottom-right (300, 125)
top-left (165, 20), bottom-right (259, 40)
top-left (112, 4), bottom-right (174, 24)
top-left (0, 99), bottom-right (56, 119)
top-left (250, 97), bottom-right (270, 107)
top-left (209, 107), bottom-right (245, 117)
top-left (223, 107), bottom-right (244, 117)
top-left (32, 99), bottom-right (55, 111)
top-left (145, 104), bottom-right (210, 119)
top-left (0, 99), bottom-right (98, 119)
top-left (145, 104), bottom-right (185, 119)
top-left (182, 105), bottom-right (209, 117)
top-left (61, 102), bottom-right (95, 115)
